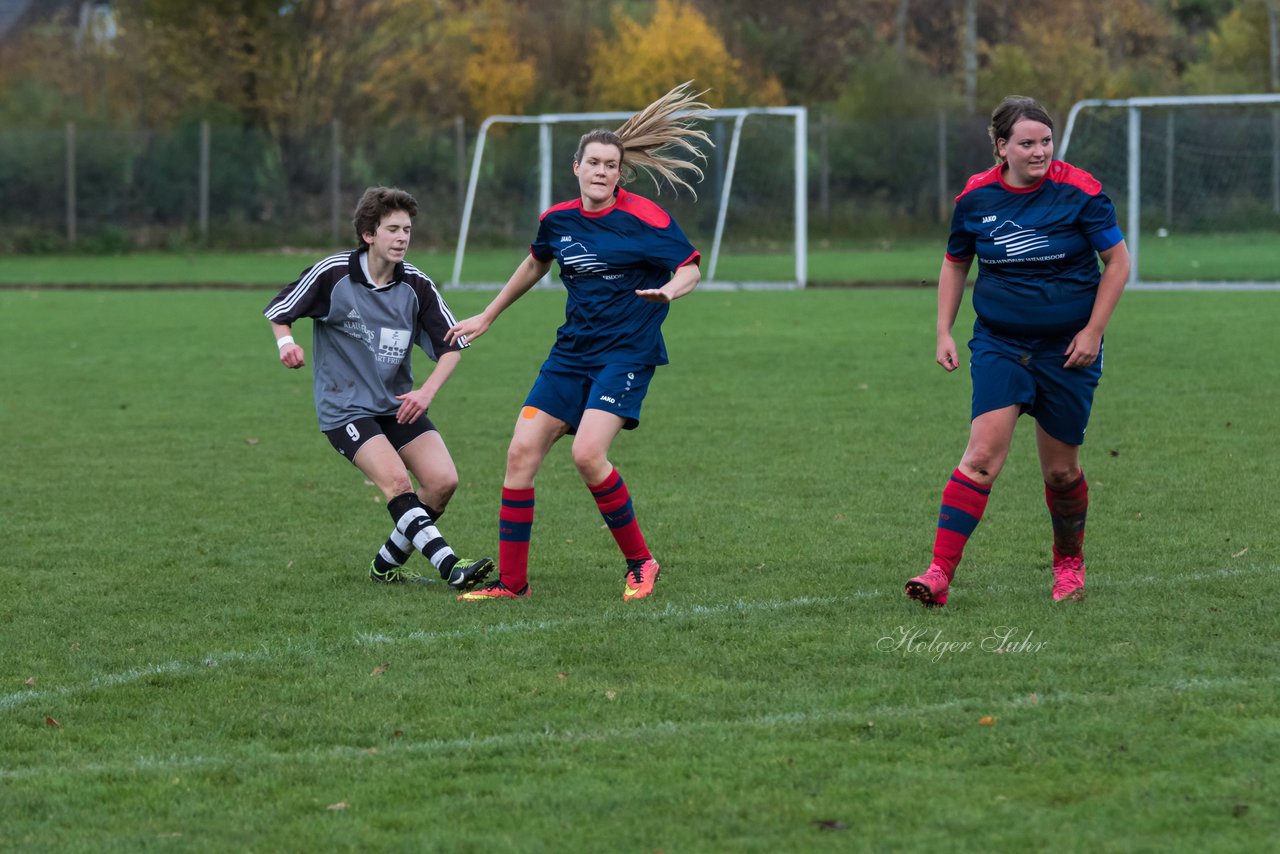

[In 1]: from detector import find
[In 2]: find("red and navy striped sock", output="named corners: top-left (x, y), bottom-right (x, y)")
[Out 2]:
top-left (1045, 472), bottom-right (1088, 561)
top-left (933, 468), bottom-right (992, 575)
top-left (498, 486), bottom-right (535, 590)
top-left (588, 467), bottom-right (650, 563)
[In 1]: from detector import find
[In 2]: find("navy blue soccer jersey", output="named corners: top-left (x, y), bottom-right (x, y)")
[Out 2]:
top-left (946, 160), bottom-right (1124, 338)
top-left (530, 187), bottom-right (699, 368)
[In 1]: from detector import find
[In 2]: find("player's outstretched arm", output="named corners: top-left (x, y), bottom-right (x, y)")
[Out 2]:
top-left (395, 350), bottom-right (460, 425)
top-left (636, 261), bottom-right (700, 304)
top-left (446, 255), bottom-right (552, 345)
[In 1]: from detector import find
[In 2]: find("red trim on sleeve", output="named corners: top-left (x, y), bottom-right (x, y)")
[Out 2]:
top-left (540, 198), bottom-right (583, 220)
top-left (954, 164), bottom-right (1004, 202)
top-left (678, 250), bottom-right (701, 268)
top-left (944, 252), bottom-right (971, 264)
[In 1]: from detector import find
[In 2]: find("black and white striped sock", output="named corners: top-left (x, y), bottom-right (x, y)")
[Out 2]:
top-left (387, 493), bottom-right (458, 578)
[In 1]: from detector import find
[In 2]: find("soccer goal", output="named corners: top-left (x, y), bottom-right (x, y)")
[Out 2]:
top-left (449, 106), bottom-right (808, 289)
top-left (1059, 94), bottom-right (1280, 290)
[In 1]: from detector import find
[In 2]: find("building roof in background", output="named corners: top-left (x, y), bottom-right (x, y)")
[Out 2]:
top-left (0, 0), bottom-right (35, 38)
top-left (0, 0), bottom-right (87, 42)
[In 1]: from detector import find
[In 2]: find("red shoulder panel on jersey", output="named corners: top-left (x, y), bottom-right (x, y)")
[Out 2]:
top-left (954, 164), bottom-right (1003, 202)
top-left (1047, 161), bottom-right (1102, 195)
top-left (614, 188), bottom-right (672, 228)
top-left (540, 198), bottom-right (582, 220)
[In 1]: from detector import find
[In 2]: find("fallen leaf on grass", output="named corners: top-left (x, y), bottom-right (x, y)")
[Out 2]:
top-left (605, 690), bottom-right (617, 701)
top-left (978, 716), bottom-right (996, 726)
top-left (24, 677), bottom-right (35, 686)
top-left (245, 437), bottom-right (259, 445)
top-left (371, 664), bottom-right (389, 676)
top-left (1232, 547), bottom-right (1249, 558)
top-left (557, 672), bottom-right (568, 681)
top-left (45, 717), bottom-right (60, 728)
top-left (327, 802), bottom-right (349, 811)
top-left (812, 819), bottom-right (848, 831)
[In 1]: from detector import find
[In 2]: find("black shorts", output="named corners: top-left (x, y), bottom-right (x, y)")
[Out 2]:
top-left (323, 414), bottom-right (438, 462)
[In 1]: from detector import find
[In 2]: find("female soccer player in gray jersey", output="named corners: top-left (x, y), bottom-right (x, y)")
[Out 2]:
top-left (264, 186), bottom-right (493, 590)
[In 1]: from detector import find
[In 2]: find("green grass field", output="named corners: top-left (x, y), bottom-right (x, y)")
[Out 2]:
top-left (1, 286), bottom-right (1277, 850)
top-left (0, 230), bottom-right (1276, 286)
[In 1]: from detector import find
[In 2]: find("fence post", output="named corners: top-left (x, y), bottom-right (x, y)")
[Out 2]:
top-left (330, 118), bottom-right (342, 244)
top-left (65, 121), bottom-right (76, 247)
top-left (199, 120), bottom-right (210, 242)
top-left (455, 115), bottom-right (466, 221)
top-left (937, 109), bottom-right (949, 223)
top-left (818, 111), bottom-right (830, 221)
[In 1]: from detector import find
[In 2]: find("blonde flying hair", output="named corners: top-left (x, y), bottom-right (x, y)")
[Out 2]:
top-left (574, 81), bottom-right (713, 199)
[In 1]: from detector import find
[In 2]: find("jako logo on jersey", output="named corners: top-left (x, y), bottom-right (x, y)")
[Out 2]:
top-left (599, 395), bottom-right (616, 404)
top-left (981, 215), bottom-right (997, 224)
top-left (560, 235), bottom-right (572, 242)
top-left (991, 220), bottom-right (1051, 257)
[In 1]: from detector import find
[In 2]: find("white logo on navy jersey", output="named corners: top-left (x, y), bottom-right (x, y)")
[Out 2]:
top-left (561, 241), bottom-right (608, 274)
top-left (981, 215), bottom-right (997, 224)
top-left (991, 220), bottom-right (1051, 257)
top-left (347, 308), bottom-right (361, 319)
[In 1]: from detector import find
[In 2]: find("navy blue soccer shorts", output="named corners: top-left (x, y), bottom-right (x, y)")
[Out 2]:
top-left (968, 321), bottom-right (1102, 446)
top-left (523, 362), bottom-right (656, 432)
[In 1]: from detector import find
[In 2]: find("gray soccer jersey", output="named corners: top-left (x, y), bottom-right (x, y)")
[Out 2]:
top-left (264, 249), bottom-right (467, 431)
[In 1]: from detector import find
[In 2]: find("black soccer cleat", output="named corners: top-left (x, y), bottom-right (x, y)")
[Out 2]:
top-left (447, 557), bottom-right (495, 591)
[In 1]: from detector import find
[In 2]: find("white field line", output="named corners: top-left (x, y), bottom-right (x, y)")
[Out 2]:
top-left (1, 672), bottom-right (1273, 783)
top-left (1, 564), bottom-right (1271, 717)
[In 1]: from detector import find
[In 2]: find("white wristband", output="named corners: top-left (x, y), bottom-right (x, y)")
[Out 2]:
top-left (276, 335), bottom-right (295, 350)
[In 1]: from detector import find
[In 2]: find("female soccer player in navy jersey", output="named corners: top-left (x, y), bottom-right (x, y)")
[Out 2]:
top-left (446, 84), bottom-right (710, 602)
top-left (264, 187), bottom-right (493, 591)
top-left (906, 95), bottom-right (1131, 608)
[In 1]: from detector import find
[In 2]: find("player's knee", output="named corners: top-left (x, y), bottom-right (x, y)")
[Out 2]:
top-left (506, 438), bottom-right (542, 478)
top-left (959, 450), bottom-right (1002, 483)
top-left (569, 441), bottom-right (606, 478)
top-left (385, 473), bottom-right (415, 498)
top-left (1043, 466), bottom-right (1081, 489)
top-left (420, 478), bottom-right (457, 509)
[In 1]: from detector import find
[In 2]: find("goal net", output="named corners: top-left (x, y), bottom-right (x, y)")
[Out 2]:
top-left (449, 107), bottom-right (807, 288)
top-left (1059, 94), bottom-right (1280, 289)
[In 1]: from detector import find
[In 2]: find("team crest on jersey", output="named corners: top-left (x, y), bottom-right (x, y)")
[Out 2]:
top-left (377, 327), bottom-right (410, 363)
top-left (560, 241), bottom-right (608, 274)
top-left (990, 220), bottom-right (1050, 257)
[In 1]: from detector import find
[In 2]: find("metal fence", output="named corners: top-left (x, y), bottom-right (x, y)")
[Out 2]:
top-left (0, 113), bottom-right (993, 255)
top-left (5, 108), bottom-right (1277, 262)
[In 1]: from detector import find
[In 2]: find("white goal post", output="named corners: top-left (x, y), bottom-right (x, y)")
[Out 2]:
top-left (1059, 93), bottom-right (1280, 290)
top-left (450, 106), bottom-right (808, 288)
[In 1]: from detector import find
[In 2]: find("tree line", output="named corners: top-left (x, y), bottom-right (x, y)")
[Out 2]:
top-left (2, 0), bottom-right (1276, 131)
top-left (0, 0), bottom-right (1276, 251)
